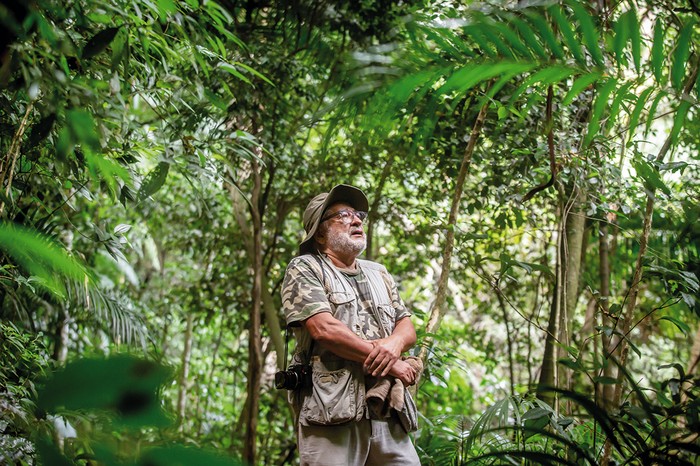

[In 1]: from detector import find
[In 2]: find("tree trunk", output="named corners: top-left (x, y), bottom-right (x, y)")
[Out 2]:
top-left (557, 182), bottom-right (586, 400)
top-left (537, 204), bottom-right (564, 408)
top-left (418, 98), bottom-right (490, 366)
top-left (243, 158), bottom-right (264, 464)
top-left (177, 312), bottom-right (194, 426)
top-left (598, 220), bottom-right (616, 410)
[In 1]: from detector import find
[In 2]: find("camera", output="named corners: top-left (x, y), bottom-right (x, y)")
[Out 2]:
top-left (275, 364), bottom-right (312, 390)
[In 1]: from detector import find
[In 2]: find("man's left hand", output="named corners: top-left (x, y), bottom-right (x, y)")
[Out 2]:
top-left (364, 337), bottom-right (403, 377)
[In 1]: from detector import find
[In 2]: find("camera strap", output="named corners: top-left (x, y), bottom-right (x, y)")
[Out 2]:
top-left (284, 325), bottom-right (314, 367)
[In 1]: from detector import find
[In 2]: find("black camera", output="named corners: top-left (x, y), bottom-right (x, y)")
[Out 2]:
top-left (275, 364), bottom-right (312, 390)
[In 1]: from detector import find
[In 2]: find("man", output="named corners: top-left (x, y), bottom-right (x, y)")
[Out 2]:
top-left (281, 184), bottom-right (421, 466)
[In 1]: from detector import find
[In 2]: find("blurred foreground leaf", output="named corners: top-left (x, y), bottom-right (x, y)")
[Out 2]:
top-left (37, 355), bottom-right (173, 429)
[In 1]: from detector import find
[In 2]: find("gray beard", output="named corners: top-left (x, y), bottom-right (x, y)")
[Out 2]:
top-left (327, 228), bottom-right (366, 256)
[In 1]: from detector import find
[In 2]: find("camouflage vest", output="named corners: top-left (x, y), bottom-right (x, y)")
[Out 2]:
top-left (290, 254), bottom-right (396, 426)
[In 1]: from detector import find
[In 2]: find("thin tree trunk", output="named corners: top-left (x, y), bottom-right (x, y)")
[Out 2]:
top-left (557, 182), bottom-right (586, 403)
top-left (52, 305), bottom-right (70, 364)
top-left (177, 313), bottom-right (195, 426)
top-left (243, 158), bottom-right (264, 465)
top-left (495, 291), bottom-right (515, 396)
top-left (418, 98), bottom-right (490, 365)
top-left (598, 220), bottom-right (615, 410)
top-left (537, 204), bottom-right (563, 408)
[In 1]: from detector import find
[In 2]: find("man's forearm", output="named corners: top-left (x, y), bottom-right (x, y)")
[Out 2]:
top-left (390, 316), bottom-right (417, 352)
top-left (303, 312), bottom-right (374, 363)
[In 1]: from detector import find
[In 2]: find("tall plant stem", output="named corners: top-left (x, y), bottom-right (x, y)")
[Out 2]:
top-left (418, 95), bottom-right (490, 366)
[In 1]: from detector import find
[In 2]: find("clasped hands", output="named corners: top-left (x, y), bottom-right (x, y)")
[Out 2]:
top-left (364, 337), bottom-right (417, 386)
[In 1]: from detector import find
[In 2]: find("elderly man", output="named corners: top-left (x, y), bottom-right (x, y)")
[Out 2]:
top-left (280, 184), bottom-right (421, 466)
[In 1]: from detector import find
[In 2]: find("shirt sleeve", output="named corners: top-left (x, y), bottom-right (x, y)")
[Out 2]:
top-left (281, 256), bottom-right (332, 326)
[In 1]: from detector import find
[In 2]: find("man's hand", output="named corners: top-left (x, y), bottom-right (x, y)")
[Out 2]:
top-left (388, 358), bottom-right (417, 386)
top-left (364, 337), bottom-right (404, 377)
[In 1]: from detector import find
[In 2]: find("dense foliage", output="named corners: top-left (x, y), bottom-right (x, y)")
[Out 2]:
top-left (1, 0), bottom-right (699, 464)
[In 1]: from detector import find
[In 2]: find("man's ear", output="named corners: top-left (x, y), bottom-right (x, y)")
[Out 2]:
top-left (314, 231), bottom-right (326, 246)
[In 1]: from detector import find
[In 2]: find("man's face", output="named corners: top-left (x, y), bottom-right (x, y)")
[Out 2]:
top-left (318, 202), bottom-right (366, 256)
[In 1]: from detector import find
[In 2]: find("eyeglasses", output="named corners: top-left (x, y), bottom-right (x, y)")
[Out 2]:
top-left (320, 209), bottom-right (368, 224)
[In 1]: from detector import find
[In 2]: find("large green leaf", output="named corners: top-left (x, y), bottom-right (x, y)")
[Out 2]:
top-left (0, 223), bottom-right (89, 297)
top-left (651, 18), bottom-right (665, 83)
top-left (37, 355), bottom-right (173, 429)
top-left (671, 20), bottom-right (696, 91)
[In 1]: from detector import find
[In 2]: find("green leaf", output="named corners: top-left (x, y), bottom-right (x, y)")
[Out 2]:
top-left (219, 62), bottom-right (252, 85)
top-left (138, 161), bottom-right (170, 201)
top-left (0, 223), bottom-right (88, 297)
top-left (156, 0), bottom-right (178, 19)
top-left (669, 99), bottom-right (692, 145)
top-left (422, 26), bottom-right (474, 58)
top-left (644, 91), bottom-right (666, 136)
top-left (510, 66), bottom-right (576, 103)
top-left (233, 61), bottom-right (274, 86)
top-left (526, 11), bottom-right (564, 60)
top-left (626, 87), bottom-right (654, 141)
top-left (651, 19), bottom-right (665, 83)
top-left (658, 316), bottom-right (690, 335)
top-left (440, 63), bottom-right (517, 96)
top-left (584, 78), bottom-right (617, 146)
top-left (111, 27), bottom-right (128, 71)
top-left (550, 5), bottom-right (584, 65)
top-left (632, 159), bottom-right (671, 195)
top-left (37, 355), bottom-right (173, 429)
top-left (569, 1), bottom-right (604, 67)
top-left (509, 16), bottom-right (547, 59)
top-left (627, 9), bottom-right (641, 72)
top-left (475, 22), bottom-right (515, 59)
top-left (613, 12), bottom-right (631, 68)
top-left (82, 27), bottom-right (121, 60)
top-left (491, 20), bottom-right (534, 60)
top-left (67, 109), bottom-right (100, 151)
top-left (593, 376), bottom-right (619, 385)
top-left (606, 81), bottom-right (634, 134)
top-left (671, 20), bottom-right (696, 91)
top-left (562, 72), bottom-right (601, 106)
top-left (463, 25), bottom-right (497, 58)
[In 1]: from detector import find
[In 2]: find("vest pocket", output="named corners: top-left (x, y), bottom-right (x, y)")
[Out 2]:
top-left (300, 359), bottom-right (363, 425)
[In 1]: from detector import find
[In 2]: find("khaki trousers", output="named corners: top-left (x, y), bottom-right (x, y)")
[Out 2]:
top-left (298, 418), bottom-right (420, 466)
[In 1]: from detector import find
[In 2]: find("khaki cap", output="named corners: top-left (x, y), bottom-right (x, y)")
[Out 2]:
top-left (299, 184), bottom-right (369, 255)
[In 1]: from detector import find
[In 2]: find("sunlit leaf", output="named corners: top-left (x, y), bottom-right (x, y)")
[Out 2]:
top-left (569, 1), bottom-right (604, 67)
top-left (0, 223), bottom-right (88, 297)
top-left (658, 316), bottom-right (690, 335)
top-left (562, 72), bottom-right (601, 106)
top-left (626, 87), bottom-right (654, 141)
top-left (550, 5), bottom-right (584, 65)
top-left (671, 20), bottom-right (696, 91)
top-left (651, 19), bottom-right (665, 83)
top-left (584, 77), bottom-right (617, 145)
